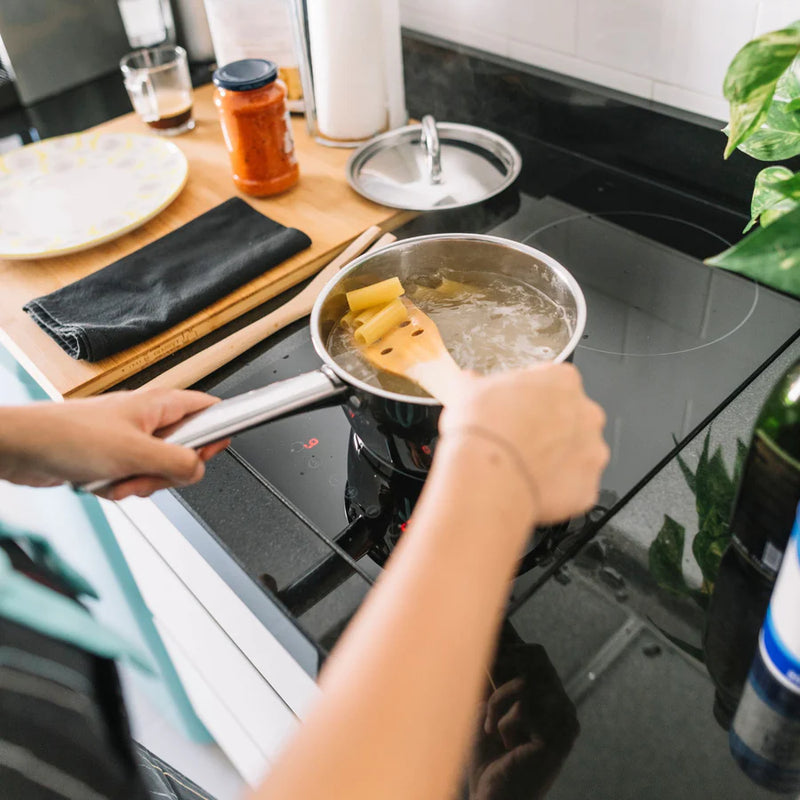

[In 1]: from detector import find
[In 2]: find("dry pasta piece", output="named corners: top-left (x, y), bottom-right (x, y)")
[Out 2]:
top-left (353, 306), bottom-right (381, 327)
top-left (346, 277), bottom-right (404, 312)
top-left (354, 298), bottom-right (408, 345)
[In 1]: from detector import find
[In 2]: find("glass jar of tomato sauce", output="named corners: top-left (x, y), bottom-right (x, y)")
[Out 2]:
top-left (212, 59), bottom-right (299, 196)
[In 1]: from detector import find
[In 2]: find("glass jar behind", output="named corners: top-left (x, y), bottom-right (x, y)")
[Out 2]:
top-left (212, 59), bottom-right (299, 196)
top-left (117, 0), bottom-right (176, 49)
top-left (203, 0), bottom-right (304, 111)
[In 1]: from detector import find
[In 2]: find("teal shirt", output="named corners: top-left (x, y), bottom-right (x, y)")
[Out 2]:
top-left (0, 518), bottom-right (154, 673)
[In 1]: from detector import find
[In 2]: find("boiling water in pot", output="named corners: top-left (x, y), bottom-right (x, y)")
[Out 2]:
top-left (326, 269), bottom-right (573, 397)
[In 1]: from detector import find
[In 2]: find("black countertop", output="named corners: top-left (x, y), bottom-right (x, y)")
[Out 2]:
top-left (6, 32), bottom-right (800, 800)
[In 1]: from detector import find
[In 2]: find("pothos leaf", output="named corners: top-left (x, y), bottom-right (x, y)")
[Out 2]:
top-left (705, 203), bottom-right (800, 297)
top-left (775, 60), bottom-right (800, 102)
top-left (696, 429), bottom-right (711, 491)
top-left (649, 515), bottom-right (689, 596)
top-left (733, 438), bottom-right (748, 489)
top-left (734, 120), bottom-right (800, 162)
top-left (675, 449), bottom-right (697, 495)
top-left (695, 444), bottom-right (737, 530)
top-left (723, 21), bottom-right (800, 158)
top-left (762, 203), bottom-right (800, 227)
top-left (692, 508), bottom-right (731, 588)
top-left (734, 69), bottom-right (800, 161)
top-left (726, 84), bottom-right (781, 159)
top-left (771, 170), bottom-right (800, 200)
top-left (744, 166), bottom-right (797, 232)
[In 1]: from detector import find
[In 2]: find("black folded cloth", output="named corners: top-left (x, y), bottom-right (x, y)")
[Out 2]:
top-left (23, 197), bottom-right (311, 361)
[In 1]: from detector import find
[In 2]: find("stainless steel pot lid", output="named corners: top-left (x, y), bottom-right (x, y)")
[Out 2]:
top-left (346, 115), bottom-right (522, 211)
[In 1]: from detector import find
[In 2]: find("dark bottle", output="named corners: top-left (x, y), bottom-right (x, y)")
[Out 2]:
top-left (729, 359), bottom-right (800, 581)
top-left (729, 506), bottom-right (800, 793)
top-left (703, 546), bottom-right (773, 730)
top-left (704, 358), bottom-right (800, 730)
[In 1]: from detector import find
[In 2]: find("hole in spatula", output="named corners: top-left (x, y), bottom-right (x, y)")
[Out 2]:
top-left (399, 321), bottom-right (411, 328)
top-left (381, 348), bottom-right (393, 355)
top-left (412, 329), bottom-right (424, 337)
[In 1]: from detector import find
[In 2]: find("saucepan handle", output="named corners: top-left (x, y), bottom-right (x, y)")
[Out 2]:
top-left (77, 367), bottom-right (348, 494)
top-left (163, 366), bottom-right (347, 447)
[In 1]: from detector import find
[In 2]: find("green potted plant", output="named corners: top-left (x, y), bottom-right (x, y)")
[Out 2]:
top-left (705, 21), bottom-right (800, 296)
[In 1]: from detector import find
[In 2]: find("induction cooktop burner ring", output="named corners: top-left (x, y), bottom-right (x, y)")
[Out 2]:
top-left (523, 210), bottom-right (759, 358)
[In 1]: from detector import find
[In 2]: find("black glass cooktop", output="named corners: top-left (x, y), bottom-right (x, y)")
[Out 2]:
top-left (210, 181), bottom-right (800, 582)
top-left (170, 121), bottom-right (800, 636)
top-left (168, 112), bottom-right (800, 800)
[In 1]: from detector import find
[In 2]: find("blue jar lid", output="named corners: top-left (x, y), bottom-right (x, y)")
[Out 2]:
top-left (213, 59), bottom-right (278, 91)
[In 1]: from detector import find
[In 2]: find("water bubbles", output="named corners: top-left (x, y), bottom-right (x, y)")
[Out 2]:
top-left (326, 269), bottom-right (572, 396)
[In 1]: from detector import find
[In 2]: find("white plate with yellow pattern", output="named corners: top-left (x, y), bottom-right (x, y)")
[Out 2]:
top-left (0, 132), bottom-right (188, 260)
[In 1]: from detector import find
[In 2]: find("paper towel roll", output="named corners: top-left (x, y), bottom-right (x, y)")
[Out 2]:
top-left (307, 0), bottom-right (404, 142)
top-left (380, 0), bottom-right (407, 130)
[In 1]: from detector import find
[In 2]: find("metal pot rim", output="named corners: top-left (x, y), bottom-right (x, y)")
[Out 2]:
top-left (309, 233), bottom-right (588, 406)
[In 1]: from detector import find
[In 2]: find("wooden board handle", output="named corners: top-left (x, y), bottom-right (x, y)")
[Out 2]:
top-left (141, 227), bottom-right (393, 391)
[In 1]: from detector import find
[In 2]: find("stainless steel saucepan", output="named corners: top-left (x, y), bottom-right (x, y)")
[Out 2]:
top-left (95, 235), bottom-right (581, 490)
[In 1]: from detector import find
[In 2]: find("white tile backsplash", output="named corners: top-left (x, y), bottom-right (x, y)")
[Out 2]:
top-left (652, 81), bottom-right (731, 121)
top-left (508, 37), bottom-right (655, 99)
top-left (755, 0), bottom-right (800, 35)
top-left (651, 0), bottom-right (759, 97)
top-left (576, 0), bottom-right (662, 78)
top-left (400, 0), bottom-right (792, 121)
top-left (507, 0), bottom-right (579, 55)
top-left (401, 8), bottom-right (509, 58)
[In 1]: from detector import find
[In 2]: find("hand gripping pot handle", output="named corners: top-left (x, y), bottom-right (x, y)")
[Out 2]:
top-left (76, 367), bottom-right (347, 494)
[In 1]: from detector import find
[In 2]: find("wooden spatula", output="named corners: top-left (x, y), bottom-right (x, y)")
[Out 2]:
top-left (360, 298), bottom-right (464, 403)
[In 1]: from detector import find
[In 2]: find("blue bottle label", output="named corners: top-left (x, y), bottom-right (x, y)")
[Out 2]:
top-left (728, 506), bottom-right (800, 792)
top-left (763, 516), bottom-right (800, 691)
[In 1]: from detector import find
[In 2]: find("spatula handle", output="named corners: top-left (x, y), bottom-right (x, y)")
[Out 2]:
top-left (408, 357), bottom-right (465, 405)
top-left (141, 300), bottom-right (309, 391)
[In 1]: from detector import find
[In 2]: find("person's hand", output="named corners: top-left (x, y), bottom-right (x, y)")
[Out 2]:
top-left (467, 643), bottom-right (579, 800)
top-left (0, 388), bottom-right (230, 500)
top-left (439, 364), bottom-right (608, 525)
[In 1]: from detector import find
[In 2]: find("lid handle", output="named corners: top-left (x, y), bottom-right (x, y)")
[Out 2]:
top-left (420, 115), bottom-right (443, 184)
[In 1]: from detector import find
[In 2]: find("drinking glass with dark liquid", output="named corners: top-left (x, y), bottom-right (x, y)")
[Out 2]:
top-left (120, 45), bottom-right (195, 136)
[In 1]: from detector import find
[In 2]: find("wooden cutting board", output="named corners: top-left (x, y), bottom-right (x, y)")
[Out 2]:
top-left (0, 83), bottom-right (413, 399)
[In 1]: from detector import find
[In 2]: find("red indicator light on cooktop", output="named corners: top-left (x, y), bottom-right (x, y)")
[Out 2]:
top-left (303, 438), bottom-right (319, 450)
top-left (399, 521), bottom-right (408, 532)
top-left (421, 445), bottom-right (432, 455)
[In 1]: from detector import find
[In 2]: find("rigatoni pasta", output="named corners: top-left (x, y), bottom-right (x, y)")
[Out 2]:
top-left (346, 277), bottom-right (405, 312)
top-left (354, 297), bottom-right (409, 345)
top-left (353, 306), bottom-right (382, 328)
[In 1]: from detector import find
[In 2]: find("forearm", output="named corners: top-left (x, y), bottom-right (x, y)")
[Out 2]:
top-left (253, 434), bottom-right (536, 800)
top-left (0, 404), bottom-right (62, 485)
